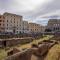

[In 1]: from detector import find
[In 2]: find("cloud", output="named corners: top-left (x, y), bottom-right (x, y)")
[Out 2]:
top-left (0, 0), bottom-right (46, 13)
top-left (34, 0), bottom-right (60, 18)
top-left (0, 0), bottom-right (60, 25)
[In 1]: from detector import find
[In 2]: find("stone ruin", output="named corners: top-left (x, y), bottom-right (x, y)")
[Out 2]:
top-left (5, 40), bottom-right (56, 60)
top-left (5, 49), bottom-right (32, 60)
top-left (7, 48), bottom-right (21, 56)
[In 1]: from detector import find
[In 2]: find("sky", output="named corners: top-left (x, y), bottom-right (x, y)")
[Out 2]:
top-left (0, 0), bottom-right (60, 25)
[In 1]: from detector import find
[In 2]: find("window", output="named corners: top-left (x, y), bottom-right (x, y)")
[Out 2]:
top-left (14, 16), bottom-right (15, 17)
top-left (14, 18), bottom-right (15, 20)
top-left (56, 28), bottom-right (57, 30)
top-left (35, 29), bottom-right (36, 31)
top-left (17, 25), bottom-right (18, 26)
top-left (0, 24), bottom-right (1, 26)
top-left (7, 20), bottom-right (8, 22)
top-left (3, 24), bottom-right (4, 26)
top-left (56, 24), bottom-right (57, 26)
top-left (7, 28), bottom-right (8, 29)
top-left (3, 20), bottom-right (4, 22)
top-left (54, 24), bottom-right (56, 26)
top-left (31, 29), bottom-right (32, 31)
top-left (58, 28), bottom-right (59, 30)
top-left (0, 20), bottom-right (2, 22)
top-left (7, 24), bottom-right (8, 26)
top-left (14, 21), bottom-right (15, 23)
top-left (0, 16), bottom-right (1, 18)
top-left (54, 27), bottom-right (55, 31)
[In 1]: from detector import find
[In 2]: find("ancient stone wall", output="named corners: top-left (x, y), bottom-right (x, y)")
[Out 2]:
top-left (5, 49), bottom-right (32, 60)
top-left (0, 37), bottom-right (33, 48)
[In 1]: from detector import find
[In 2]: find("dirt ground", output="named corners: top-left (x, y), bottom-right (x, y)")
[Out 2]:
top-left (31, 43), bottom-right (60, 60)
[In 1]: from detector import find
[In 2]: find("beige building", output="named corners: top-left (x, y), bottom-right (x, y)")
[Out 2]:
top-left (47, 19), bottom-right (60, 32)
top-left (28, 23), bottom-right (44, 33)
top-left (23, 21), bottom-right (29, 33)
top-left (40, 25), bottom-right (46, 32)
top-left (0, 15), bottom-right (5, 32)
top-left (0, 12), bottom-right (45, 34)
top-left (3, 12), bottom-right (23, 34)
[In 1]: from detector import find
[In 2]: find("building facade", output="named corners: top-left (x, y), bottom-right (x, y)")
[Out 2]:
top-left (40, 25), bottom-right (46, 32)
top-left (47, 19), bottom-right (60, 32)
top-left (3, 12), bottom-right (23, 34)
top-left (28, 23), bottom-right (44, 33)
top-left (0, 15), bottom-right (5, 32)
top-left (23, 21), bottom-right (29, 33)
top-left (0, 12), bottom-right (45, 34)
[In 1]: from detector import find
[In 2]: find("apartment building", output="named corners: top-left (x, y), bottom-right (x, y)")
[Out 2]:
top-left (23, 21), bottom-right (29, 33)
top-left (0, 15), bottom-right (5, 32)
top-left (0, 12), bottom-right (46, 34)
top-left (40, 25), bottom-right (46, 32)
top-left (47, 19), bottom-right (60, 32)
top-left (3, 12), bottom-right (23, 34)
top-left (29, 23), bottom-right (43, 33)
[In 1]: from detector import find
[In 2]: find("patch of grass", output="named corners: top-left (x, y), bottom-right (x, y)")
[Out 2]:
top-left (19, 35), bottom-right (53, 49)
top-left (45, 44), bottom-right (60, 60)
top-left (0, 35), bottom-right (54, 60)
top-left (0, 49), bottom-right (7, 60)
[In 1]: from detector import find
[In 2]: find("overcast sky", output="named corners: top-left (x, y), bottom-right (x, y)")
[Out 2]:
top-left (0, 0), bottom-right (60, 25)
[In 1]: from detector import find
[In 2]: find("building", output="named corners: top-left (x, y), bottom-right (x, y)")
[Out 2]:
top-left (47, 19), bottom-right (60, 32)
top-left (23, 21), bottom-right (29, 33)
top-left (0, 12), bottom-right (45, 34)
top-left (3, 12), bottom-right (23, 34)
top-left (0, 15), bottom-right (5, 32)
top-left (28, 23), bottom-right (44, 33)
top-left (40, 25), bottom-right (46, 32)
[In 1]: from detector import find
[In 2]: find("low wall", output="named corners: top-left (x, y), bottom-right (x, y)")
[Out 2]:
top-left (5, 49), bottom-right (32, 60)
top-left (0, 37), bottom-right (33, 48)
top-left (5, 40), bottom-right (56, 60)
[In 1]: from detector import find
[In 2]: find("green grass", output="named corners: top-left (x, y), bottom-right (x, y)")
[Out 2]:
top-left (0, 49), bottom-right (7, 60)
